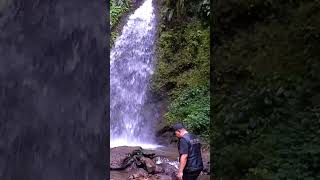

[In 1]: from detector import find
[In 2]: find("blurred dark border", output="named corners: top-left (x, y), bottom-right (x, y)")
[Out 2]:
top-left (212, 0), bottom-right (320, 179)
top-left (0, 0), bottom-right (109, 179)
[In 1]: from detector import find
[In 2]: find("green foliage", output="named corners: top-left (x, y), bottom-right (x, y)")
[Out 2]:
top-left (198, 0), bottom-right (210, 22)
top-left (160, 0), bottom-right (210, 25)
top-left (152, 22), bottom-right (209, 95)
top-left (152, 1), bottom-right (210, 141)
top-left (213, 0), bottom-right (320, 179)
top-left (165, 85), bottom-right (210, 140)
top-left (110, 0), bottom-right (131, 47)
top-left (214, 74), bottom-right (320, 180)
top-left (110, 0), bottom-right (130, 29)
top-left (110, 6), bottom-right (128, 27)
top-left (111, 31), bottom-right (118, 46)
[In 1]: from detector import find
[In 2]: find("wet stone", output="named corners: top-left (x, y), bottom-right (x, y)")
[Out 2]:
top-left (141, 157), bottom-right (156, 173)
top-left (111, 146), bottom-right (142, 170)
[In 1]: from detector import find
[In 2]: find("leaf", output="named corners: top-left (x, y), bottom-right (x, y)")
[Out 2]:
top-left (168, 9), bottom-right (174, 22)
top-left (264, 97), bottom-right (272, 105)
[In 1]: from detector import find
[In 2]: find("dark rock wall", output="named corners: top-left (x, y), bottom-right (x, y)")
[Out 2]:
top-left (0, 0), bottom-right (109, 179)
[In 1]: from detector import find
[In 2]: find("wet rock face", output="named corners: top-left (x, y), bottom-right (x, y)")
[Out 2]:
top-left (155, 125), bottom-right (177, 145)
top-left (154, 164), bottom-right (164, 174)
top-left (141, 157), bottom-right (156, 173)
top-left (0, 0), bottom-right (108, 179)
top-left (158, 163), bottom-right (177, 177)
top-left (111, 146), bottom-right (142, 170)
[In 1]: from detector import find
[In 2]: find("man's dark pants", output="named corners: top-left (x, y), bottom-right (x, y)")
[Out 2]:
top-left (183, 170), bottom-right (202, 180)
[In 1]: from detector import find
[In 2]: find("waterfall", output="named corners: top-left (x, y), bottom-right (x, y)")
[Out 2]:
top-left (110, 0), bottom-right (161, 149)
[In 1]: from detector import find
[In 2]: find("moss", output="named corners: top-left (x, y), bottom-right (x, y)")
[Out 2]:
top-left (110, 0), bottom-right (131, 29)
top-left (110, 0), bottom-right (131, 47)
top-left (152, 22), bottom-right (209, 94)
top-left (151, 2), bottom-right (210, 141)
top-left (111, 31), bottom-right (118, 46)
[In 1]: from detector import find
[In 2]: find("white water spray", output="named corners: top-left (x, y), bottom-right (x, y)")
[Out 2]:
top-left (110, 0), bottom-right (161, 149)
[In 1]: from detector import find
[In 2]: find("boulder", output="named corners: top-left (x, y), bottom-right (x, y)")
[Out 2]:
top-left (128, 168), bottom-right (148, 180)
top-left (198, 175), bottom-right (211, 180)
top-left (141, 149), bottom-right (156, 158)
top-left (159, 163), bottom-right (178, 177)
top-left (127, 160), bottom-right (139, 171)
top-left (201, 148), bottom-right (210, 175)
top-left (155, 165), bottom-right (164, 174)
top-left (141, 157), bottom-right (156, 173)
top-left (111, 146), bottom-right (142, 170)
top-left (153, 174), bottom-right (175, 180)
top-left (202, 161), bottom-right (210, 175)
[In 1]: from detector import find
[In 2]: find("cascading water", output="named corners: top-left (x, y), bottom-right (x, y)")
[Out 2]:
top-left (110, 0), bottom-right (161, 149)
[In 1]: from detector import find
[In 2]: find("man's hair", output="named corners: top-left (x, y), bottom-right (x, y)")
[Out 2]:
top-left (172, 123), bottom-right (185, 131)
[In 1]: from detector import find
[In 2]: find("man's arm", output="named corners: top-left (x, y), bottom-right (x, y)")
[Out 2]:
top-left (179, 154), bottom-right (188, 173)
top-left (177, 154), bottom-right (188, 179)
top-left (177, 138), bottom-right (189, 179)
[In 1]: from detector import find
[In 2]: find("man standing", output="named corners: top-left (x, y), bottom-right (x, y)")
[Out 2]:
top-left (173, 123), bottom-right (203, 180)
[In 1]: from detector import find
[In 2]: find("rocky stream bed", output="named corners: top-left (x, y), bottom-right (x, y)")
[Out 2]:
top-left (110, 145), bottom-right (210, 180)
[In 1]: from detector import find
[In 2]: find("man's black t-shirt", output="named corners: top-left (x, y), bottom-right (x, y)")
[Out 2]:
top-left (178, 137), bottom-right (189, 155)
top-left (177, 133), bottom-right (204, 173)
